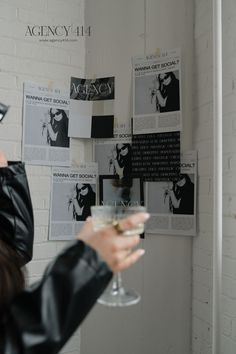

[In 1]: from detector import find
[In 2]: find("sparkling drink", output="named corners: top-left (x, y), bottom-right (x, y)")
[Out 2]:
top-left (91, 205), bottom-right (146, 307)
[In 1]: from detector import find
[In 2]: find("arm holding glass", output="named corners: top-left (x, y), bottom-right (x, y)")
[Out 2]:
top-left (0, 150), bottom-right (149, 354)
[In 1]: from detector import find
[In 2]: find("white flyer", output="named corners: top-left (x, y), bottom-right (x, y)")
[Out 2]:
top-left (49, 163), bottom-right (98, 240)
top-left (146, 151), bottom-right (197, 236)
top-left (22, 82), bottom-right (70, 166)
top-left (133, 48), bottom-right (182, 134)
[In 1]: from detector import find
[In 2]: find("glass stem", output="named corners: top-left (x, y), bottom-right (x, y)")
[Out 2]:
top-left (112, 272), bottom-right (123, 292)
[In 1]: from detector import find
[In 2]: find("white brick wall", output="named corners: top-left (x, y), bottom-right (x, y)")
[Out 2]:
top-left (0, 1), bottom-right (85, 353)
top-left (194, 0), bottom-right (236, 353)
top-left (192, 0), bottom-right (214, 353)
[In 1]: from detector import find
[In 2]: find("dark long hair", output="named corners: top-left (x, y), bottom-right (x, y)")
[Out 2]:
top-left (115, 144), bottom-right (132, 176)
top-left (73, 184), bottom-right (96, 220)
top-left (0, 240), bottom-right (25, 313)
top-left (76, 183), bottom-right (93, 197)
top-left (49, 109), bottom-right (68, 125)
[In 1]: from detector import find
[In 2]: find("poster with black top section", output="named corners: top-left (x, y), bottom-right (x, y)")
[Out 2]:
top-left (69, 76), bottom-right (115, 138)
top-left (132, 131), bottom-right (180, 181)
top-left (99, 175), bottom-right (145, 238)
top-left (145, 151), bottom-right (197, 236)
top-left (99, 175), bottom-right (144, 207)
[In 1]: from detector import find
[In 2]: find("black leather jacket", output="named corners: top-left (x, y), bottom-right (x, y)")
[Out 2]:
top-left (0, 162), bottom-right (34, 266)
top-left (0, 162), bottom-right (112, 354)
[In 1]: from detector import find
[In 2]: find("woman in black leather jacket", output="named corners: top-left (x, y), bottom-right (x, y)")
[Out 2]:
top-left (0, 151), bottom-right (148, 354)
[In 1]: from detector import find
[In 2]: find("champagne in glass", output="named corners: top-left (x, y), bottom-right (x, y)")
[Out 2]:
top-left (116, 206), bottom-right (145, 236)
top-left (91, 205), bottom-right (146, 307)
top-left (91, 205), bottom-right (115, 231)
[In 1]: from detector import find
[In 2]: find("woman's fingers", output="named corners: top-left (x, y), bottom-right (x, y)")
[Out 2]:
top-left (0, 150), bottom-right (8, 167)
top-left (78, 212), bottom-right (149, 273)
top-left (117, 212), bottom-right (150, 234)
top-left (112, 249), bottom-right (145, 273)
top-left (112, 234), bottom-right (140, 251)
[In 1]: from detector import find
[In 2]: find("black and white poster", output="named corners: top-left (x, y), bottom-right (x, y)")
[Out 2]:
top-left (99, 175), bottom-right (144, 207)
top-left (0, 102), bottom-right (9, 122)
top-left (145, 151), bottom-right (197, 236)
top-left (133, 48), bottom-right (182, 134)
top-left (22, 83), bottom-right (70, 166)
top-left (94, 123), bottom-right (132, 178)
top-left (49, 163), bottom-right (98, 240)
top-left (132, 131), bottom-right (180, 181)
top-left (69, 76), bottom-right (115, 138)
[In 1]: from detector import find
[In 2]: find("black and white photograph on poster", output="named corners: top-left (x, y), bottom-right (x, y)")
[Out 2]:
top-left (49, 163), bottom-right (98, 241)
top-left (132, 130), bottom-right (180, 181)
top-left (0, 102), bottom-right (9, 122)
top-left (135, 71), bottom-right (180, 114)
top-left (22, 83), bottom-right (70, 166)
top-left (94, 123), bottom-right (132, 177)
top-left (68, 183), bottom-right (96, 221)
top-left (99, 175), bottom-right (144, 208)
top-left (145, 151), bottom-right (197, 236)
top-left (69, 76), bottom-right (115, 138)
top-left (132, 48), bottom-right (182, 135)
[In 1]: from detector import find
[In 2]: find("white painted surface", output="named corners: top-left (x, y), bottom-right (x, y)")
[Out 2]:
top-left (192, 1), bottom-right (214, 353)
top-left (81, 1), bottom-right (194, 354)
top-left (221, 0), bottom-right (236, 353)
top-left (212, 0), bottom-right (222, 353)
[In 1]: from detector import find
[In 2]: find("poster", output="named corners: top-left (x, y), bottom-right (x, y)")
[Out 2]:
top-left (145, 151), bottom-right (197, 236)
top-left (94, 122), bottom-right (132, 177)
top-left (133, 48), bottom-right (182, 134)
top-left (69, 76), bottom-right (115, 138)
top-left (49, 163), bottom-right (98, 240)
top-left (0, 102), bottom-right (9, 122)
top-left (99, 175), bottom-right (144, 207)
top-left (22, 83), bottom-right (70, 166)
top-left (132, 131), bottom-right (180, 181)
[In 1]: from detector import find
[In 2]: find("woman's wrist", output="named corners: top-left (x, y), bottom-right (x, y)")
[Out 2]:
top-left (0, 151), bottom-right (8, 167)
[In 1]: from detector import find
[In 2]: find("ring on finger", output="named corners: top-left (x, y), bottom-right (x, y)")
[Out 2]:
top-left (112, 220), bottom-right (124, 234)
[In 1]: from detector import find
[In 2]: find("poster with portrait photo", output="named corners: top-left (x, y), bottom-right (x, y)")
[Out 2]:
top-left (133, 48), bottom-right (182, 134)
top-left (0, 102), bottom-right (9, 122)
top-left (22, 82), bottom-right (70, 166)
top-left (49, 163), bottom-right (98, 241)
top-left (69, 76), bottom-right (115, 138)
top-left (145, 151), bottom-right (197, 236)
top-left (94, 123), bottom-right (132, 177)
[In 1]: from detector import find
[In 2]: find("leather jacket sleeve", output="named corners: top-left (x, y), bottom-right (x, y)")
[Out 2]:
top-left (4, 240), bottom-right (112, 354)
top-left (0, 161), bottom-right (34, 265)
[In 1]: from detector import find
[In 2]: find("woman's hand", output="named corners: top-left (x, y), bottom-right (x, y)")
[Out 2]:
top-left (112, 149), bottom-right (117, 159)
top-left (78, 212), bottom-right (150, 273)
top-left (0, 150), bottom-right (8, 167)
top-left (72, 189), bottom-right (77, 199)
top-left (154, 75), bottom-right (160, 90)
top-left (168, 181), bottom-right (174, 191)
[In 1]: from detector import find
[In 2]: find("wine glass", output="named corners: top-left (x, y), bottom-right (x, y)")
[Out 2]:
top-left (91, 205), bottom-right (146, 307)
